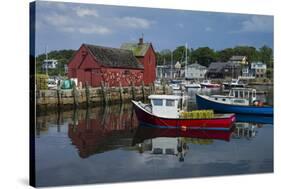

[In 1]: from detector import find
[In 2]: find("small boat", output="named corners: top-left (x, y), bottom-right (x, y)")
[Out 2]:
top-left (132, 95), bottom-right (236, 131)
top-left (200, 80), bottom-right (220, 88)
top-left (196, 88), bottom-right (273, 116)
top-left (184, 81), bottom-right (201, 89)
top-left (223, 79), bottom-right (246, 89)
top-left (169, 83), bottom-right (181, 90)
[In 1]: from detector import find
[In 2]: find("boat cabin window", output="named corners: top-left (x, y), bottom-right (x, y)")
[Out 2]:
top-left (233, 99), bottom-right (246, 104)
top-left (234, 91), bottom-right (239, 98)
top-left (152, 99), bottom-right (163, 106)
top-left (222, 98), bottom-right (226, 101)
top-left (166, 99), bottom-right (175, 107)
top-left (215, 97), bottom-right (218, 100)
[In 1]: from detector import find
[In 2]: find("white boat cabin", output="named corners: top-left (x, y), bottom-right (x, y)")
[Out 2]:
top-left (148, 95), bottom-right (181, 118)
top-left (209, 88), bottom-right (256, 106)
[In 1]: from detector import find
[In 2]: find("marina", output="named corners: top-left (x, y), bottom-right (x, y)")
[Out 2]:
top-left (30, 2), bottom-right (274, 188)
top-left (35, 86), bottom-right (273, 187)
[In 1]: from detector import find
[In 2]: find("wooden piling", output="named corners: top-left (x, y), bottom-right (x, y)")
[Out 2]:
top-left (141, 81), bottom-right (145, 101)
top-left (85, 82), bottom-right (90, 107)
top-left (131, 81), bottom-right (135, 100)
top-left (72, 85), bottom-right (79, 108)
top-left (101, 81), bottom-right (108, 106)
top-left (162, 80), bottom-right (166, 94)
top-left (119, 82), bottom-right (124, 103)
top-left (57, 89), bottom-right (61, 108)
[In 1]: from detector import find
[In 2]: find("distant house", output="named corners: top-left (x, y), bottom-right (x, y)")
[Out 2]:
top-left (229, 56), bottom-right (250, 77)
top-left (121, 37), bottom-right (156, 85)
top-left (206, 62), bottom-right (241, 79)
top-left (41, 59), bottom-right (58, 70)
top-left (251, 62), bottom-right (267, 78)
top-left (156, 65), bottom-right (171, 79)
top-left (229, 56), bottom-right (248, 65)
top-left (185, 63), bottom-right (207, 80)
top-left (67, 44), bottom-right (144, 87)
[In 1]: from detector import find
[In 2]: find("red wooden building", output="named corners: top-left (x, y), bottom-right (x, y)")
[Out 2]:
top-left (121, 38), bottom-right (156, 85)
top-left (67, 44), bottom-right (144, 87)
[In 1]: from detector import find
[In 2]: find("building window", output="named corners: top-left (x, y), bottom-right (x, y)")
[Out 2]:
top-left (153, 99), bottom-right (163, 106)
top-left (166, 100), bottom-right (175, 107)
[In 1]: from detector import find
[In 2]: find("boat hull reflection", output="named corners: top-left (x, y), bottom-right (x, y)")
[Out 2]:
top-left (133, 122), bottom-right (233, 145)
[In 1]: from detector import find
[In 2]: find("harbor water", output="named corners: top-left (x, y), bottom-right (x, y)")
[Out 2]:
top-left (35, 86), bottom-right (273, 187)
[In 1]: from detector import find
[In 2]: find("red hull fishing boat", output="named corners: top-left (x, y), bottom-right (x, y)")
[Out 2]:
top-left (132, 95), bottom-right (236, 131)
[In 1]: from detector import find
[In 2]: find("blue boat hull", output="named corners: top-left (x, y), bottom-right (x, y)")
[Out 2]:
top-left (196, 94), bottom-right (273, 116)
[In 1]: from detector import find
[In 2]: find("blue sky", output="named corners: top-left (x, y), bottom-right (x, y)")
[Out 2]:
top-left (34, 1), bottom-right (273, 55)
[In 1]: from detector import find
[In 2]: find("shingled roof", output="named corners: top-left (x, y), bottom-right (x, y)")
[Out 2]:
top-left (208, 62), bottom-right (240, 73)
top-left (120, 43), bottom-right (151, 57)
top-left (84, 44), bottom-right (143, 69)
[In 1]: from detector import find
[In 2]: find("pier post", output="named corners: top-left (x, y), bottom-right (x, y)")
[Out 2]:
top-left (72, 84), bottom-right (79, 108)
top-left (131, 81), bottom-right (135, 100)
top-left (101, 81), bottom-right (107, 106)
top-left (141, 81), bottom-right (145, 101)
top-left (162, 80), bottom-right (166, 94)
top-left (85, 81), bottom-right (90, 107)
top-left (57, 88), bottom-right (61, 108)
top-left (119, 82), bottom-right (124, 103)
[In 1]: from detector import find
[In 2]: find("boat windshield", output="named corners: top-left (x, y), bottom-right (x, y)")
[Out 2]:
top-left (152, 99), bottom-right (163, 106)
top-left (229, 88), bottom-right (256, 100)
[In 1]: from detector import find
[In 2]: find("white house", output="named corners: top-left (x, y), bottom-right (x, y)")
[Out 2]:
top-left (251, 62), bottom-right (267, 78)
top-left (41, 59), bottom-right (58, 70)
top-left (185, 63), bottom-right (207, 80)
top-left (229, 56), bottom-right (248, 65)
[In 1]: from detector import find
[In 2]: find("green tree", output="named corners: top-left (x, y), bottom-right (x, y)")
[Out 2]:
top-left (233, 46), bottom-right (258, 63)
top-left (36, 49), bottom-right (75, 75)
top-left (259, 45), bottom-right (273, 68)
top-left (172, 46), bottom-right (190, 66)
top-left (217, 48), bottom-right (234, 62)
top-left (191, 47), bottom-right (216, 67)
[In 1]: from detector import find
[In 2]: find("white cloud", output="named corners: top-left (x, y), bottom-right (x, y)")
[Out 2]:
top-left (75, 7), bottom-right (99, 17)
top-left (60, 27), bottom-right (76, 33)
top-left (115, 16), bottom-right (152, 29)
top-left (78, 26), bottom-right (111, 35)
top-left (239, 16), bottom-right (273, 33)
top-left (44, 13), bottom-right (72, 27)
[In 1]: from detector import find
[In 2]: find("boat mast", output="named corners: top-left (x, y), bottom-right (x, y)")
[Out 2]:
top-left (171, 50), bottom-right (173, 79)
top-left (185, 43), bottom-right (188, 80)
top-left (45, 45), bottom-right (48, 75)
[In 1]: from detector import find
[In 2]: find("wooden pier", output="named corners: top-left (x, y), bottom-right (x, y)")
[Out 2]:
top-left (36, 84), bottom-right (172, 112)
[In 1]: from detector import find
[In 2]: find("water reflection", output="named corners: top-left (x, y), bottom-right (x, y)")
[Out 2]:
top-left (67, 104), bottom-right (138, 158)
top-left (35, 103), bottom-right (272, 159)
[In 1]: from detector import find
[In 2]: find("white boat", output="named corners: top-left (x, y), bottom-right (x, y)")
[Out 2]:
top-left (223, 79), bottom-right (246, 89)
top-left (47, 78), bottom-right (58, 90)
top-left (184, 81), bottom-right (201, 88)
top-left (169, 83), bottom-right (181, 90)
top-left (196, 88), bottom-right (273, 116)
top-left (200, 80), bottom-right (220, 88)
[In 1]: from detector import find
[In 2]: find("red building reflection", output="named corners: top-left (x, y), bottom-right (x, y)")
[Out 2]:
top-left (68, 104), bottom-right (138, 158)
